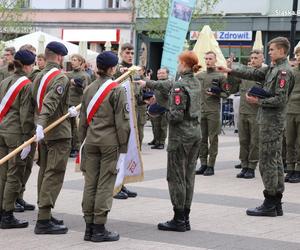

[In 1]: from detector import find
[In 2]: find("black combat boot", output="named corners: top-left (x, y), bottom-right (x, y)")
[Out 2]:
top-left (195, 165), bottom-right (207, 175)
top-left (236, 168), bottom-right (248, 178)
top-left (275, 193), bottom-right (283, 216)
top-left (121, 186), bottom-right (137, 198)
top-left (246, 191), bottom-right (277, 217)
top-left (113, 190), bottom-right (128, 199)
top-left (84, 223), bottom-right (93, 241)
top-left (50, 216), bottom-right (64, 225)
top-left (184, 208), bottom-right (191, 231)
top-left (244, 168), bottom-right (255, 179)
top-left (289, 171), bottom-right (300, 183)
top-left (91, 224), bottom-right (120, 242)
top-left (16, 198), bottom-right (35, 211)
top-left (285, 170), bottom-right (294, 182)
top-left (157, 208), bottom-right (186, 232)
top-left (34, 219), bottom-right (68, 234)
top-left (0, 211), bottom-right (28, 229)
top-left (14, 201), bottom-right (24, 212)
top-left (203, 166), bottom-right (214, 176)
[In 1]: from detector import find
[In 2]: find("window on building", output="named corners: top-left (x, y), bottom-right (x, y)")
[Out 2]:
top-left (107, 0), bottom-right (120, 8)
top-left (19, 0), bottom-right (30, 8)
top-left (70, 0), bottom-right (82, 8)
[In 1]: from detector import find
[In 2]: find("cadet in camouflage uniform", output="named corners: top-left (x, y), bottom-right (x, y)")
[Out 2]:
top-left (285, 46), bottom-right (300, 183)
top-left (195, 51), bottom-right (230, 176)
top-left (229, 50), bottom-right (264, 179)
top-left (66, 54), bottom-right (90, 158)
top-left (219, 37), bottom-right (295, 217)
top-left (113, 43), bottom-right (138, 200)
top-left (0, 47), bottom-right (16, 82)
top-left (148, 67), bottom-right (170, 149)
top-left (0, 50), bottom-right (36, 229)
top-left (32, 42), bottom-right (77, 234)
top-left (79, 51), bottom-right (130, 242)
top-left (157, 51), bottom-right (201, 232)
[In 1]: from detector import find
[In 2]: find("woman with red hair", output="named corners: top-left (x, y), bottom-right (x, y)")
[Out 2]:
top-left (158, 51), bottom-right (202, 232)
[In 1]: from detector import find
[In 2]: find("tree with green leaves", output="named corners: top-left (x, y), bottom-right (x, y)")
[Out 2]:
top-left (135, 0), bottom-right (222, 39)
top-left (0, 0), bottom-right (32, 42)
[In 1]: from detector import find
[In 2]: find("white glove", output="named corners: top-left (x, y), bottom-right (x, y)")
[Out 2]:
top-left (35, 124), bottom-right (44, 142)
top-left (68, 106), bottom-right (78, 117)
top-left (20, 145), bottom-right (31, 160)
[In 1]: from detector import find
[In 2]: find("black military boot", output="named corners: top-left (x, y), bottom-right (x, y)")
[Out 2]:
top-left (184, 208), bottom-right (191, 231)
top-left (236, 168), bottom-right (248, 178)
top-left (0, 211), bottom-right (28, 229)
top-left (289, 171), bottom-right (300, 183)
top-left (91, 224), bottom-right (120, 242)
top-left (50, 216), bottom-right (64, 225)
top-left (121, 186), bottom-right (137, 198)
top-left (244, 168), bottom-right (255, 179)
top-left (246, 191), bottom-right (277, 217)
top-left (158, 208), bottom-right (186, 232)
top-left (285, 170), bottom-right (294, 182)
top-left (14, 201), bottom-right (24, 212)
top-left (84, 223), bottom-right (93, 241)
top-left (113, 190), bottom-right (128, 199)
top-left (195, 165), bottom-right (207, 175)
top-left (16, 198), bottom-right (35, 211)
top-left (275, 193), bottom-right (283, 216)
top-left (203, 166), bottom-right (214, 176)
top-left (34, 219), bottom-right (68, 234)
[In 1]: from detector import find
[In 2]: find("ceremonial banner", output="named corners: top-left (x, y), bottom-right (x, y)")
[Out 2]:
top-left (114, 78), bottom-right (144, 191)
top-left (161, 0), bottom-right (196, 77)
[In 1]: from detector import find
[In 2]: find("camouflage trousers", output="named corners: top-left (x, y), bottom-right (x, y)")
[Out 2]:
top-left (259, 125), bottom-right (284, 196)
top-left (151, 114), bottom-right (168, 145)
top-left (167, 140), bottom-right (200, 210)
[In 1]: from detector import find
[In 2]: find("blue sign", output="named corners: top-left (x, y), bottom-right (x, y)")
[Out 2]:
top-left (161, 0), bottom-right (196, 77)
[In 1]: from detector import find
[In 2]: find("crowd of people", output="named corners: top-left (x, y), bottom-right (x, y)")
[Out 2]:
top-left (0, 35), bottom-right (298, 242)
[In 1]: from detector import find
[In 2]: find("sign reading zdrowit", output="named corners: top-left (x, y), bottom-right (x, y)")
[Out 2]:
top-left (161, 0), bottom-right (197, 77)
top-left (216, 31), bottom-right (253, 41)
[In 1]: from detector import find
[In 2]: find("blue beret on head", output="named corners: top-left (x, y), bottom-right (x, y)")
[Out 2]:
top-left (208, 86), bottom-right (222, 94)
top-left (14, 49), bottom-right (36, 65)
top-left (97, 51), bottom-right (118, 68)
top-left (248, 86), bottom-right (271, 99)
top-left (143, 91), bottom-right (154, 100)
top-left (147, 103), bottom-right (167, 118)
top-left (46, 41), bottom-right (68, 56)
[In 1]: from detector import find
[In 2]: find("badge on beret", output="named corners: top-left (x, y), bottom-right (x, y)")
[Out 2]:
top-left (56, 85), bottom-right (64, 95)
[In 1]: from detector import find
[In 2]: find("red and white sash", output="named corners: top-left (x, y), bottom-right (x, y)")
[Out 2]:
top-left (75, 79), bottom-right (118, 165)
top-left (37, 67), bottom-right (61, 113)
top-left (0, 76), bottom-right (31, 122)
top-left (86, 79), bottom-right (118, 124)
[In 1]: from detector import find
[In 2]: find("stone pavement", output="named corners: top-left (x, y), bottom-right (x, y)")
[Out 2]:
top-left (1, 125), bottom-right (300, 250)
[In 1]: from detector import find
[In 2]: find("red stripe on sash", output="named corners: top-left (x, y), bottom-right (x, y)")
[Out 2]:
top-left (0, 79), bottom-right (31, 122)
top-left (38, 70), bottom-right (61, 113)
top-left (87, 82), bottom-right (118, 124)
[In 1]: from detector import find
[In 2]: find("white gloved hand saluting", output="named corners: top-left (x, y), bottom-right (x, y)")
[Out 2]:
top-left (68, 106), bottom-right (78, 117)
top-left (20, 145), bottom-right (31, 160)
top-left (35, 124), bottom-right (44, 142)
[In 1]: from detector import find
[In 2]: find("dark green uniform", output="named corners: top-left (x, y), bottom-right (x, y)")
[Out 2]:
top-left (231, 58), bottom-right (294, 196)
top-left (229, 73), bottom-right (261, 170)
top-left (0, 71), bottom-right (34, 213)
top-left (166, 71), bottom-right (201, 210)
top-left (286, 66), bottom-right (300, 172)
top-left (66, 69), bottom-right (90, 152)
top-left (0, 64), bottom-right (14, 82)
top-left (32, 62), bottom-right (71, 220)
top-left (146, 78), bottom-right (173, 145)
top-left (79, 75), bottom-right (130, 225)
top-left (196, 68), bottom-right (229, 168)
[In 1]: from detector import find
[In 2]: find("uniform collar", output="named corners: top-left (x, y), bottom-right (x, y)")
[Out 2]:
top-left (273, 58), bottom-right (287, 66)
top-left (207, 67), bottom-right (215, 73)
top-left (121, 61), bottom-right (132, 68)
top-left (45, 62), bottom-right (62, 70)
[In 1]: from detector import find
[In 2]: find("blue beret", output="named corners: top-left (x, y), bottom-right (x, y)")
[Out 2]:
top-left (143, 91), bottom-right (154, 100)
top-left (14, 49), bottom-right (36, 65)
top-left (97, 51), bottom-right (118, 68)
top-left (147, 103), bottom-right (167, 118)
top-left (248, 86), bottom-right (271, 99)
top-left (208, 86), bottom-right (222, 94)
top-left (46, 41), bottom-right (68, 56)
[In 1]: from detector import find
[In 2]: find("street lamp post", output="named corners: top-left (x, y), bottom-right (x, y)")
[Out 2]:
top-left (290, 0), bottom-right (298, 58)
